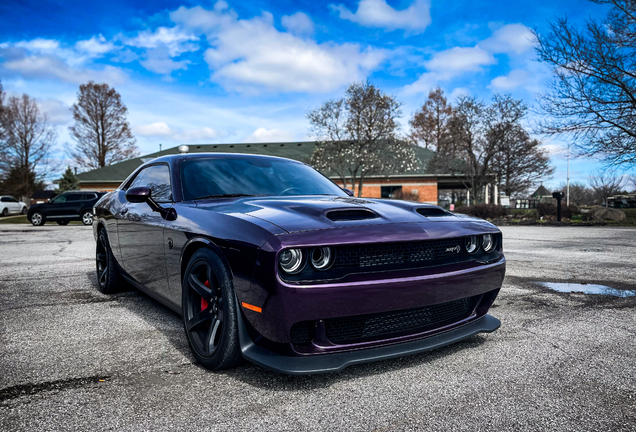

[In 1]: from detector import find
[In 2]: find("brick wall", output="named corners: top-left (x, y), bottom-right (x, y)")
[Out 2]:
top-left (338, 178), bottom-right (438, 204)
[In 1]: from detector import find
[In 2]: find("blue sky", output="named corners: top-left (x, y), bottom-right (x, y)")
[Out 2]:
top-left (0, 0), bottom-right (633, 190)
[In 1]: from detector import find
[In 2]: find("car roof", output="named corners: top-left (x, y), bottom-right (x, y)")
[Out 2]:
top-left (148, 152), bottom-right (302, 165)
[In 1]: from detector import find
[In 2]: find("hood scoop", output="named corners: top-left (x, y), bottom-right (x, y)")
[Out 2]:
top-left (417, 207), bottom-right (452, 217)
top-left (326, 209), bottom-right (379, 221)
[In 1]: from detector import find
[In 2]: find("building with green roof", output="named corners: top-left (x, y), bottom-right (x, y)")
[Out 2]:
top-left (77, 141), bottom-right (478, 204)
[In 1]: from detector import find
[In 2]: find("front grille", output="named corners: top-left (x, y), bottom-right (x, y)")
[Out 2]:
top-left (290, 321), bottom-right (313, 345)
top-left (333, 238), bottom-right (465, 269)
top-left (324, 297), bottom-right (476, 344)
top-left (327, 210), bottom-right (378, 221)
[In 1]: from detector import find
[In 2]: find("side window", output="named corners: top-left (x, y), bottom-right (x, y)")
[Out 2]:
top-left (82, 193), bottom-right (97, 200)
top-left (9, 197), bottom-right (18, 203)
top-left (129, 165), bottom-right (172, 203)
top-left (0, 197), bottom-right (8, 202)
top-left (53, 195), bottom-right (68, 203)
top-left (66, 194), bottom-right (83, 202)
top-left (128, 170), bottom-right (146, 190)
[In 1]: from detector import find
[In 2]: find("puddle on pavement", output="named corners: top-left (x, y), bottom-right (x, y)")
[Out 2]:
top-left (536, 282), bottom-right (636, 297)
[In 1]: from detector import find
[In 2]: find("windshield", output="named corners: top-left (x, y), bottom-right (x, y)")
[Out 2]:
top-left (180, 157), bottom-right (347, 201)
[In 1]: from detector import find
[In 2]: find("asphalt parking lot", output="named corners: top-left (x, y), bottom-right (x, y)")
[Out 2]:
top-left (1, 225), bottom-right (635, 431)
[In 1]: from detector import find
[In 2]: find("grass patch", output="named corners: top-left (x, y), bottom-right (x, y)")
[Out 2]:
top-left (623, 208), bottom-right (636, 223)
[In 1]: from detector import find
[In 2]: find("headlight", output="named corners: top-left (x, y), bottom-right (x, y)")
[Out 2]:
top-left (482, 234), bottom-right (496, 253)
top-left (310, 247), bottom-right (333, 270)
top-left (465, 236), bottom-right (479, 254)
top-left (279, 248), bottom-right (304, 274)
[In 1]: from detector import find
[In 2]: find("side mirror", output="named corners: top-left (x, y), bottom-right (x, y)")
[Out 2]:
top-left (126, 186), bottom-right (151, 203)
top-left (124, 185), bottom-right (177, 221)
top-left (343, 188), bottom-right (354, 197)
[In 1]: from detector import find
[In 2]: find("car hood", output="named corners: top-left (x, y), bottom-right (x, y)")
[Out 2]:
top-left (194, 195), bottom-right (492, 233)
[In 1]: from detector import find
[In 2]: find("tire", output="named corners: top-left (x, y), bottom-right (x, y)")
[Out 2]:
top-left (1, 208), bottom-right (7, 217)
top-left (21, 206), bottom-right (27, 215)
top-left (95, 228), bottom-right (123, 294)
top-left (57, 221), bottom-right (69, 226)
top-left (30, 211), bottom-right (45, 226)
top-left (81, 210), bottom-right (93, 226)
top-left (182, 248), bottom-right (241, 371)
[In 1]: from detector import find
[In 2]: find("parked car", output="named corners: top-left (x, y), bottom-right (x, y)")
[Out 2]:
top-left (28, 191), bottom-right (105, 226)
top-left (0, 196), bottom-right (28, 216)
top-left (93, 153), bottom-right (505, 374)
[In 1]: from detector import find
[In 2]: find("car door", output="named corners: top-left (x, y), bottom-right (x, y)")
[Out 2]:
top-left (1, 197), bottom-right (13, 214)
top-left (46, 194), bottom-right (71, 217)
top-left (117, 164), bottom-right (172, 300)
top-left (7, 197), bottom-right (21, 214)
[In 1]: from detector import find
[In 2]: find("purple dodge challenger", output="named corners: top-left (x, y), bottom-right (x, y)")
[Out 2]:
top-left (93, 153), bottom-right (504, 374)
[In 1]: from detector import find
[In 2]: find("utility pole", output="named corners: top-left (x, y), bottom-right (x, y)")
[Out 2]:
top-left (159, 143), bottom-right (162, 152)
top-left (566, 143), bottom-right (570, 207)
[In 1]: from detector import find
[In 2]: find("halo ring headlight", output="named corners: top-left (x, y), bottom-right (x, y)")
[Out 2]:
top-left (310, 247), bottom-right (333, 270)
top-left (279, 248), bottom-right (304, 274)
top-left (465, 236), bottom-right (479, 254)
top-left (482, 234), bottom-right (496, 253)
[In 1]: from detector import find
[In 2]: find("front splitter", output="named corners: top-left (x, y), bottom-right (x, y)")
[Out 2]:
top-left (237, 307), bottom-right (501, 375)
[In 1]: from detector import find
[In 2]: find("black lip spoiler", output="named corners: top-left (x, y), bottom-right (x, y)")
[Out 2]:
top-left (236, 296), bottom-right (501, 375)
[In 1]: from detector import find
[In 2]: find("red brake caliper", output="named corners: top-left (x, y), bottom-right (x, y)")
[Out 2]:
top-left (201, 280), bottom-right (210, 311)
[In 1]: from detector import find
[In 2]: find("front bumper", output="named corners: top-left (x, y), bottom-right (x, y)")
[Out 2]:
top-left (237, 304), bottom-right (501, 375)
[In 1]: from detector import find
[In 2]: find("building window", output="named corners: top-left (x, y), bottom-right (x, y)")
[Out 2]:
top-left (381, 185), bottom-right (402, 198)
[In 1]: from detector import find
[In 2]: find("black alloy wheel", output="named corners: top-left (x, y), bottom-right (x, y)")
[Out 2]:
top-left (182, 249), bottom-right (241, 370)
top-left (82, 210), bottom-right (93, 226)
top-left (30, 211), bottom-right (45, 226)
top-left (57, 221), bottom-right (69, 226)
top-left (95, 229), bottom-right (122, 294)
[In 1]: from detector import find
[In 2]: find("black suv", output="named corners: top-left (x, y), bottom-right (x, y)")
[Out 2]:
top-left (28, 191), bottom-right (106, 226)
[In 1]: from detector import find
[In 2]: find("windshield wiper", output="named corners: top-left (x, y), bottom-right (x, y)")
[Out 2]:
top-left (194, 194), bottom-right (261, 200)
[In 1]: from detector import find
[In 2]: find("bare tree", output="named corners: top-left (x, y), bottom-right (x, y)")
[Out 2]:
top-left (308, 81), bottom-right (416, 196)
top-left (492, 124), bottom-right (554, 198)
top-left (629, 174), bottom-right (636, 191)
top-left (409, 87), bottom-right (453, 150)
top-left (69, 82), bottom-right (138, 169)
top-left (589, 172), bottom-right (624, 206)
top-left (0, 94), bottom-right (56, 198)
top-left (437, 94), bottom-right (528, 202)
top-left (557, 181), bottom-right (594, 206)
top-left (535, 0), bottom-right (636, 167)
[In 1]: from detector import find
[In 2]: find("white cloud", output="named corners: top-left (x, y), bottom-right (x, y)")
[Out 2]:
top-left (1, 54), bottom-right (128, 85)
top-left (140, 46), bottom-right (190, 74)
top-left (489, 69), bottom-right (529, 90)
top-left (75, 35), bottom-right (116, 57)
top-left (330, 0), bottom-right (431, 33)
top-left (482, 24), bottom-right (536, 55)
top-left (281, 12), bottom-right (315, 36)
top-left (126, 26), bottom-right (199, 57)
top-left (135, 122), bottom-right (173, 136)
top-left (244, 128), bottom-right (295, 143)
top-left (135, 122), bottom-right (223, 142)
top-left (402, 23), bottom-right (536, 95)
top-left (171, 4), bottom-right (384, 93)
top-left (426, 46), bottom-right (494, 73)
top-left (174, 127), bottom-right (223, 142)
top-left (403, 47), bottom-right (494, 95)
top-left (14, 38), bottom-right (61, 53)
top-left (37, 98), bottom-right (72, 125)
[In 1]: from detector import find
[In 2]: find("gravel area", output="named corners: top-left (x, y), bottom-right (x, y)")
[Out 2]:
top-left (0, 224), bottom-right (635, 431)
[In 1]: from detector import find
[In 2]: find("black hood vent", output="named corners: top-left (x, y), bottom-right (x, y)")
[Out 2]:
top-left (326, 209), bottom-right (378, 221)
top-left (417, 207), bottom-right (452, 217)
